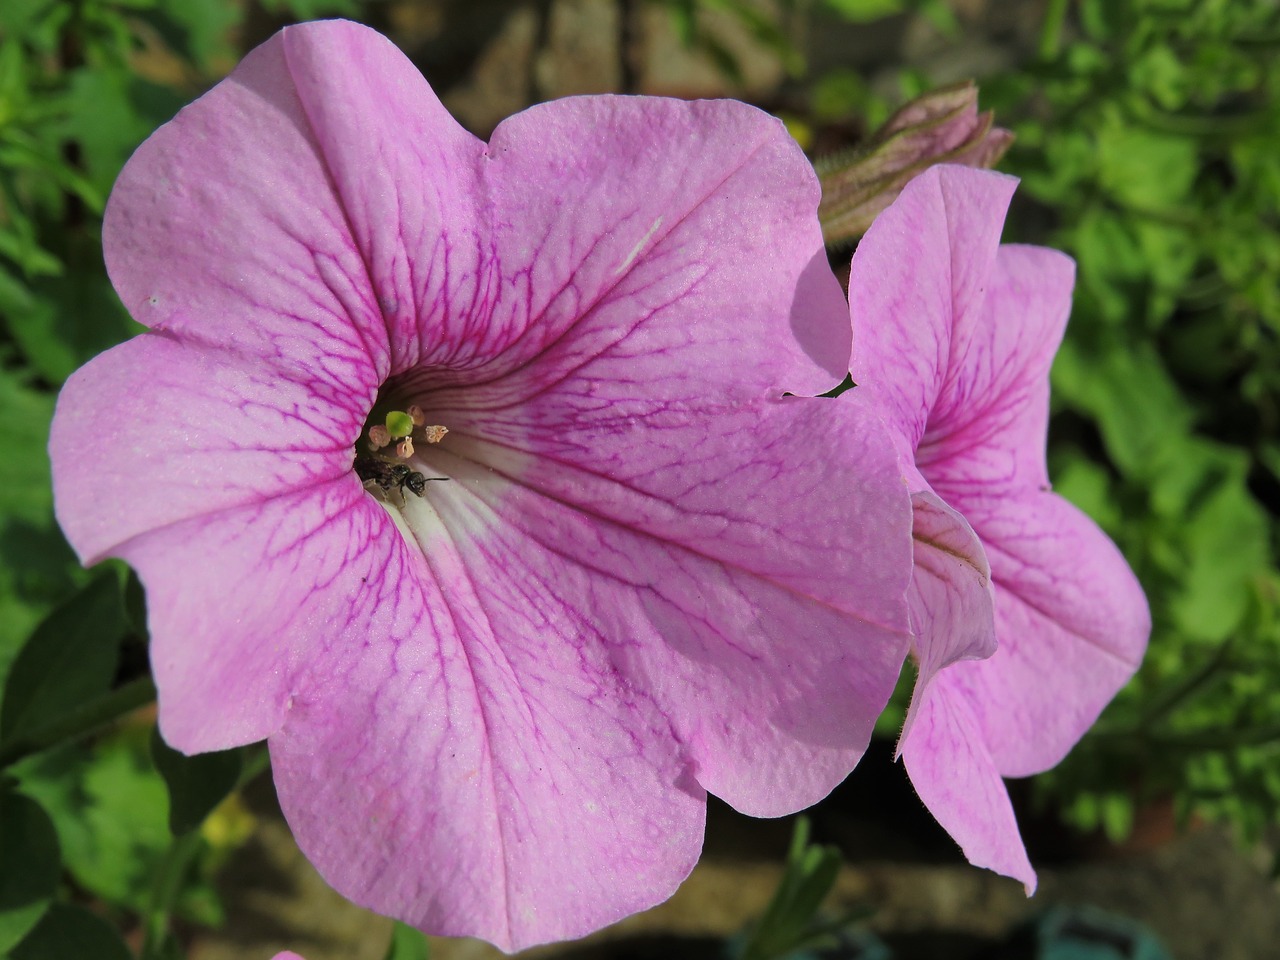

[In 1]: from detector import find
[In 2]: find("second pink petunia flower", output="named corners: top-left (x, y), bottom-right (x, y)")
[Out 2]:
top-left (50, 20), bottom-right (916, 951)
top-left (846, 165), bottom-right (1151, 890)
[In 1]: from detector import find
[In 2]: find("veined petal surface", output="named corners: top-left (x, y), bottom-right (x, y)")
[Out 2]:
top-left (899, 673), bottom-right (1035, 890)
top-left (52, 18), bottom-right (915, 950)
top-left (847, 165), bottom-right (1149, 886)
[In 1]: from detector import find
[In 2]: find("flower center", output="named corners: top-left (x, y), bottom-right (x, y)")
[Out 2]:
top-left (355, 402), bottom-right (450, 504)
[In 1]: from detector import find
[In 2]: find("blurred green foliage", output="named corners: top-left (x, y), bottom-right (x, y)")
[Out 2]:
top-left (0, 1), bottom-right (352, 957)
top-left (976, 0), bottom-right (1280, 845)
top-left (810, 0), bottom-right (1280, 848)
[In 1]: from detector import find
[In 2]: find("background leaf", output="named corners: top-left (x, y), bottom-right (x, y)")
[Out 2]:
top-left (150, 728), bottom-right (243, 836)
top-left (0, 790), bottom-right (60, 953)
top-left (0, 572), bottom-right (128, 744)
top-left (7, 901), bottom-right (134, 960)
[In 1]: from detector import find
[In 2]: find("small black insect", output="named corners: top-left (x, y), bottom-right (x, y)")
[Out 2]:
top-left (354, 455), bottom-right (447, 501)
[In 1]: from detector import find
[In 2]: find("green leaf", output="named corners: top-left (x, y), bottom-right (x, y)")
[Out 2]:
top-left (259, 0), bottom-right (359, 17)
top-left (0, 368), bottom-right (55, 524)
top-left (57, 66), bottom-right (154, 202)
top-left (1168, 470), bottom-right (1269, 641)
top-left (4, 262), bottom-right (140, 385)
top-left (0, 572), bottom-right (128, 745)
top-left (15, 732), bottom-right (169, 910)
top-left (1050, 340), bottom-right (1194, 481)
top-left (150, 728), bottom-right (243, 836)
top-left (147, 0), bottom-right (239, 70)
top-left (0, 520), bottom-right (85, 699)
top-left (1095, 107), bottom-right (1198, 208)
top-left (736, 816), bottom-right (844, 960)
top-left (384, 921), bottom-right (431, 960)
top-left (0, 790), bottom-right (60, 953)
top-left (818, 0), bottom-right (905, 22)
top-left (8, 902), bottom-right (133, 960)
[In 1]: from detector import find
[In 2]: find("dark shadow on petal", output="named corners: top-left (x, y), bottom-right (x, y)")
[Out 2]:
top-left (789, 247), bottom-right (853, 389)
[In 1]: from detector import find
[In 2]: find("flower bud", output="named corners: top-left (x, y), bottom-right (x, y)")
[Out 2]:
top-left (816, 80), bottom-right (1013, 247)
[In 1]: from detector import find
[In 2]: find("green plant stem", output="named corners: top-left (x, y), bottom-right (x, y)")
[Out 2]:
top-left (1038, 0), bottom-right (1069, 61)
top-left (140, 828), bottom-right (204, 960)
top-left (139, 745), bottom-right (271, 960)
top-left (0, 675), bottom-right (156, 768)
top-left (238, 743), bottom-right (272, 788)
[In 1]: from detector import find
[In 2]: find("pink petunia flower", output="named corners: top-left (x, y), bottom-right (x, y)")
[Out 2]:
top-left (50, 20), bottom-right (916, 951)
top-left (846, 165), bottom-right (1150, 889)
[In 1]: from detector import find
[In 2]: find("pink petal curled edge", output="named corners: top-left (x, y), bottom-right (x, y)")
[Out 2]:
top-left (848, 165), bottom-right (1150, 889)
top-left (50, 20), bottom-right (914, 950)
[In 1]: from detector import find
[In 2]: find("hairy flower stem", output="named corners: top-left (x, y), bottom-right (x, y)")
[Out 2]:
top-left (0, 674), bottom-right (157, 768)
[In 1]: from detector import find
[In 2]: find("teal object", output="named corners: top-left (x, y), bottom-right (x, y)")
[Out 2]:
top-left (1034, 906), bottom-right (1173, 960)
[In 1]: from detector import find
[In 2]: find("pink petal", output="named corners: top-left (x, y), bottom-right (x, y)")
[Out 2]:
top-left (435, 394), bottom-right (913, 815)
top-left (919, 244), bottom-right (1075, 493)
top-left (947, 491), bottom-right (1150, 776)
top-left (50, 335), bottom-right (371, 565)
top-left (897, 490), bottom-right (995, 749)
top-left (848, 165), bottom-right (1018, 450)
top-left (268, 507), bottom-right (705, 950)
top-left (900, 672), bottom-right (1035, 891)
top-left (117, 476), bottom-right (388, 752)
top-left (268, 394), bottom-right (910, 949)
top-left (103, 30), bottom-right (402, 382)
top-left (283, 20), bottom-right (848, 395)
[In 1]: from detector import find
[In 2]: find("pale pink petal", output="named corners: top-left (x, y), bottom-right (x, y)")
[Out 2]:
top-left (949, 492), bottom-right (1150, 776)
top-left (900, 672), bottom-right (1035, 891)
top-left (103, 30), bottom-right (408, 382)
top-left (847, 166), bottom-right (1147, 892)
top-left (269, 501), bottom-right (704, 950)
top-left (271, 953), bottom-right (307, 960)
top-left (920, 244), bottom-right (1075, 494)
top-left (282, 21), bottom-right (847, 397)
top-left (268, 395), bottom-right (910, 949)
top-left (848, 165), bottom-right (1018, 449)
top-left (116, 477), bottom-right (387, 751)
top-left (897, 490), bottom-right (995, 749)
top-left (50, 335), bottom-right (370, 564)
top-left (422, 394), bottom-right (912, 815)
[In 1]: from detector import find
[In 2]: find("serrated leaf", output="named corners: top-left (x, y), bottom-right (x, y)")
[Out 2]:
top-left (150, 728), bottom-right (242, 835)
top-left (0, 790), bottom-right (60, 953)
